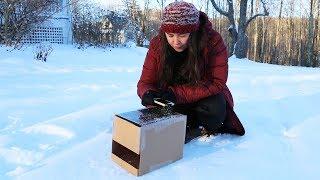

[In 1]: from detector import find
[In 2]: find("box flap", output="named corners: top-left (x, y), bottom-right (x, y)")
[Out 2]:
top-left (112, 116), bottom-right (140, 154)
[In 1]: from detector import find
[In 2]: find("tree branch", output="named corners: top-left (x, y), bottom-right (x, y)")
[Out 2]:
top-left (210, 0), bottom-right (229, 17)
top-left (245, 0), bottom-right (269, 28)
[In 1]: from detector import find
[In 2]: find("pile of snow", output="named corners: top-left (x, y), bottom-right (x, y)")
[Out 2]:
top-left (0, 44), bottom-right (319, 179)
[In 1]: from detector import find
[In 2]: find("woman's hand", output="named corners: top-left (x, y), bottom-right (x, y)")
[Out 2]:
top-left (160, 89), bottom-right (176, 103)
top-left (141, 90), bottom-right (161, 106)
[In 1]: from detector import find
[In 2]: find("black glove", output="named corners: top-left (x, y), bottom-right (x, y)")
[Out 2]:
top-left (160, 89), bottom-right (176, 103)
top-left (141, 90), bottom-right (160, 106)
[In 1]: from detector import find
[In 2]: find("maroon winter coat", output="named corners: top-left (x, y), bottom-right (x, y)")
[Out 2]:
top-left (137, 12), bottom-right (245, 135)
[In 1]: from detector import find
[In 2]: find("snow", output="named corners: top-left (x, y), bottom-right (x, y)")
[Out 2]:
top-left (0, 44), bottom-right (320, 179)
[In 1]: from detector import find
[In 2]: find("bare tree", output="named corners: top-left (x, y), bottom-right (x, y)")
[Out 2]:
top-left (260, 16), bottom-right (267, 62)
top-left (72, 0), bottom-right (110, 46)
top-left (252, 0), bottom-right (260, 61)
top-left (0, 0), bottom-right (59, 46)
top-left (206, 0), bottom-right (210, 15)
top-left (274, 0), bottom-right (283, 60)
top-left (315, 0), bottom-right (320, 66)
top-left (156, 0), bottom-right (167, 18)
top-left (157, 0), bottom-right (167, 11)
top-left (210, 0), bottom-right (269, 58)
top-left (122, 0), bottom-right (145, 46)
top-left (306, 0), bottom-right (315, 66)
top-left (140, 0), bottom-right (151, 46)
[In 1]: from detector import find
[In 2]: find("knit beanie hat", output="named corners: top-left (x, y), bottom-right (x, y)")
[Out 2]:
top-left (160, 1), bottom-right (200, 33)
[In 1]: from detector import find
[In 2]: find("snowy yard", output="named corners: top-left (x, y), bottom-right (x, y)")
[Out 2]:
top-left (0, 45), bottom-right (319, 179)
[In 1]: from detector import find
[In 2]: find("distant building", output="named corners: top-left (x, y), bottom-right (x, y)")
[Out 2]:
top-left (22, 0), bottom-right (72, 44)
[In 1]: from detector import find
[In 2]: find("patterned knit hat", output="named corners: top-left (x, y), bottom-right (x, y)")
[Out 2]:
top-left (160, 1), bottom-right (200, 33)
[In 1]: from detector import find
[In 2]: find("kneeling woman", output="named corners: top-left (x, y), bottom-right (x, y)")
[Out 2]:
top-left (137, 1), bottom-right (245, 143)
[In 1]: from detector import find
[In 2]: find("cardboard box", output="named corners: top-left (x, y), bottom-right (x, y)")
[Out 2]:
top-left (111, 107), bottom-right (187, 176)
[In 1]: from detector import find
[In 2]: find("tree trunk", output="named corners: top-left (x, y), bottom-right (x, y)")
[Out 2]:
top-left (228, 27), bottom-right (238, 54)
top-left (306, 0), bottom-right (315, 67)
top-left (298, 23), bottom-right (303, 66)
top-left (312, 0), bottom-right (319, 66)
top-left (235, 29), bottom-right (249, 58)
top-left (273, 0), bottom-right (283, 64)
top-left (253, 0), bottom-right (260, 61)
top-left (253, 18), bottom-right (258, 60)
top-left (261, 16), bottom-right (266, 62)
top-left (234, 0), bottom-right (248, 58)
top-left (250, 0), bottom-right (254, 17)
top-left (206, 0), bottom-right (210, 15)
top-left (267, 20), bottom-right (273, 63)
top-left (226, 2), bottom-right (238, 55)
top-left (289, 17), bottom-right (295, 65)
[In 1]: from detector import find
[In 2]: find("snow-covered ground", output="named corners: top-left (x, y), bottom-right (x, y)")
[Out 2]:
top-left (0, 44), bottom-right (319, 180)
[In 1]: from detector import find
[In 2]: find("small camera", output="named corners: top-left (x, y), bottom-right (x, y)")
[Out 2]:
top-left (153, 98), bottom-right (175, 107)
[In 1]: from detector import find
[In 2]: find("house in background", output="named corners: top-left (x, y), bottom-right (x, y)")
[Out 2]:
top-left (22, 0), bottom-right (72, 44)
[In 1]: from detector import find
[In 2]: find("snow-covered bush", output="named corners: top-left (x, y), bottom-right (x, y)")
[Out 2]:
top-left (33, 42), bottom-right (53, 62)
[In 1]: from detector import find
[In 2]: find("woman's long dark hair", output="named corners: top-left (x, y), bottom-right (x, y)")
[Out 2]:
top-left (159, 14), bottom-right (208, 88)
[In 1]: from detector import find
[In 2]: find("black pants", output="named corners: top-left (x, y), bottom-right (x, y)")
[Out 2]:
top-left (173, 93), bottom-right (227, 133)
